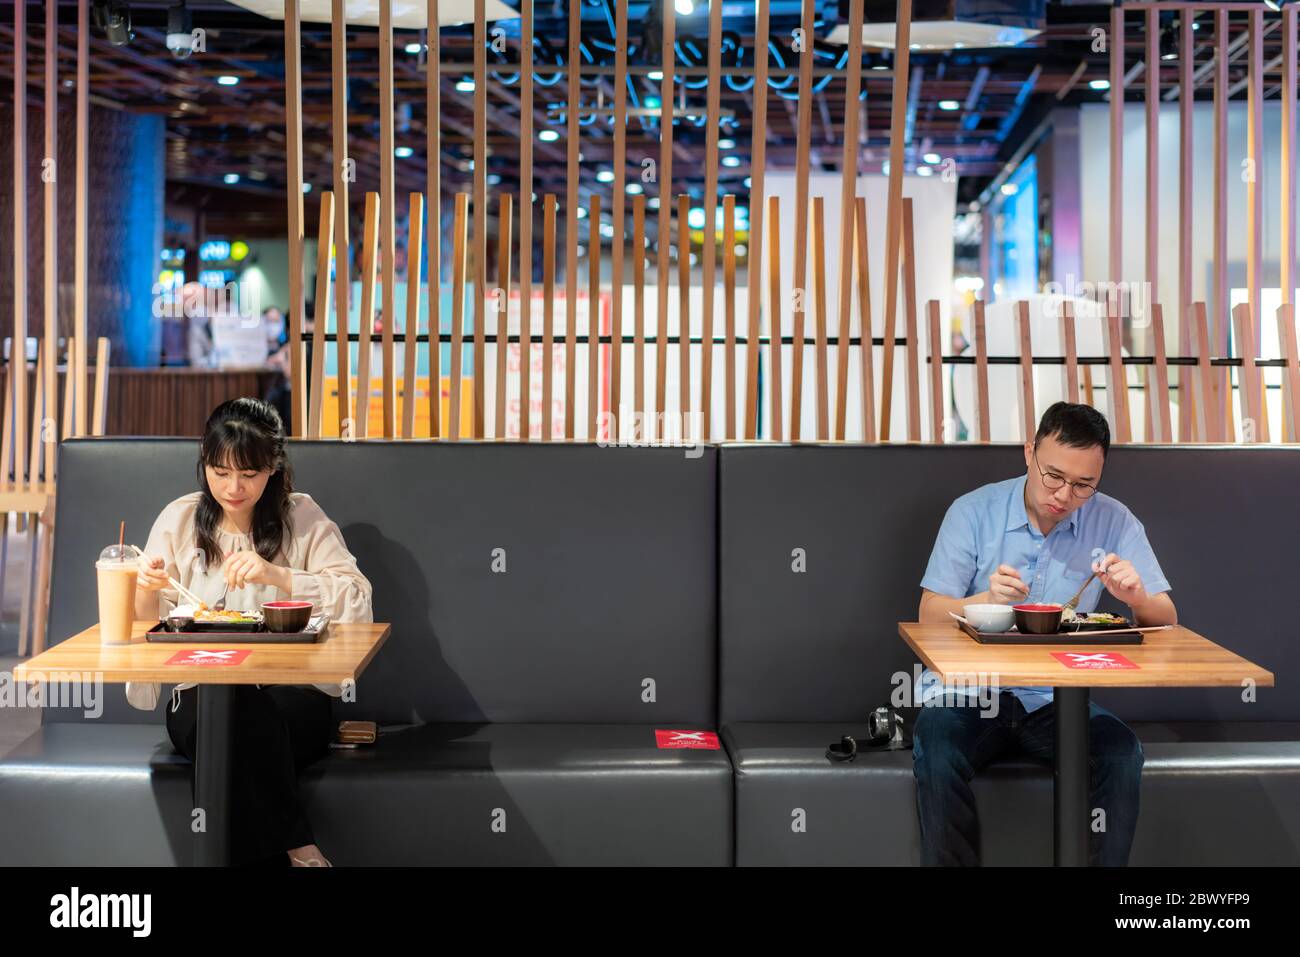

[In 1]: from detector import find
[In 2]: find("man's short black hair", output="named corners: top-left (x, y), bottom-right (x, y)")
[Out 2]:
top-left (1033, 401), bottom-right (1110, 458)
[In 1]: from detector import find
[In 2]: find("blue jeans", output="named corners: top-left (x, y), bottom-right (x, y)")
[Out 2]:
top-left (912, 691), bottom-right (1143, 866)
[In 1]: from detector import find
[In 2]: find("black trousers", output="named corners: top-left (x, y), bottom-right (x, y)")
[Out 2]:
top-left (166, 685), bottom-right (333, 866)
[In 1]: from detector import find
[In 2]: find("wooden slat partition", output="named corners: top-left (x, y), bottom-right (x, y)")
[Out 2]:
top-left (1192, 301), bottom-right (1218, 442)
top-left (767, 195), bottom-right (784, 441)
top-left (402, 193), bottom-right (424, 439)
top-left (379, 0), bottom-right (396, 438)
top-left (308, 191), bottom-right (336, 438)
top-left (1105, 303), bottom-right (1133, 443)
top-left (854, 197), bottom-right (876, 443)
top-left (449, 193), bottom-right (469, 440)
top-left (496, 194), bottom-right (512, 439)
top-left (1109, 3), bottom-right (1123, 298)
top-left (425, 0), bottom-right (441, 439)
top-left (812, 196), bottom-right (829, 440)
top-left (92, 338), bottom-right (109, 437)
top-left (1015, 300), bottom-right (1035, 443)
top-left (927, 300), bottom-right (943, 443)
top-left (518, 0), bottom-right (535, 442)
top-left (335, 0), bottom-right (353, 436)
top-left (472, 0), bottom-right (488, 438)
top-left (901, 198), bottom-right (921, 441)
top-left (1149, 302), bottom-right (1172, 443)
top-left (1247, 8), bottom-right (1264, 403)
top-left (588, 195), bottom-right (602, 440)
top-left (1283, 7), bottom-right (1298, 441)
top-left (565, 0), bottom-right (582, 440)
top-left (1276, 303), bottom-right (1300, 442)
top-left (657, 0), bottom-right (678, 434)
top-left (678, 195), bottom-right (691, 434)
top-left (542, 194), bottom-right (557, 441)
top-left (1213, 9), bottom-right (1231, 441)
top-left (1144, 7), bottom-right (1159, 444)
top-left (973, 299), bottom-right (990, 443)
top-left (285, 0), bottom-right (306, 437)
top-left (74, 0), bottom-right (89, 438)
top-left (355, 192), bottom-right (380, 438)
top-left (609, 0), bottom-right (630, 429)
top-left (878, 0), bottom-right (914, 440)
top-left (724, 194), bottom-right (737, 441)
top-left (1059, 299), bottom-right (1080, 404)
top-left (1178, 10), bottom-right (1194, 442)
top-left (743, 0), bottom-right (769, 439)
top-left (1232, 302), bottom-right (1267, 442)
top-left (60, 340), bottom-right (74, 442)
top-left (42, 0), bottom-right (56, 483)
top-left (12, 0), bottom-right (26, 484)
top-left (633, 194), bottom-right (646, 423)
top-left (699, 0), bottom-right (723, 442)
top-left (789, 0), bottom-right (816, 442)
top-left (835, 0), bottom-right (866, 441)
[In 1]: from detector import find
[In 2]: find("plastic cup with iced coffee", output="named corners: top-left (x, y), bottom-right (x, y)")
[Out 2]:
top-left (96, 544), bottom-right (140, 645)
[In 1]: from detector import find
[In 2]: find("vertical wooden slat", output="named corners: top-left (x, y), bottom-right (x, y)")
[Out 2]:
top-left (1150, 302), bottom-right (1172, 443)
top-left (379, 0), bottom-right (396, 437)
top-left (927, 300), bottom-right (943, 443)
top-left (285, 0), bottom-right (306, 437)
top-left (334, 0), bottom-right (353, 437)
top-left (495, 193), bottom-right (512, 439)
top-left (767, 196), bottom-right (783, 442)
top-left (1192, 301), bottom-right (1217, 443)
top-left (43, 0), bottom-right (57, 483)
top-left (92, 338), bottom-right (109, 437)
top-left (472, 0), bottom-right (488, 438)
top-left (1178, 10), bottom-right (1194, 442)
top-left (678, 194), bottom-right (691, 431)
top-left (74, 0), bottom-right (89, 438)
top-left (878, 0), bottom-right (913, 441)
top-left (518, 0), bottom-right (535, 442)
top-left (1283, 8), bottom-right (1299, 441)
top-left (724, 194), bottom-right (737, 441)
top-left (1060, 299), bottom-right (1080, 404)
top-left (1105, 302), bottom-right (1132, 443)
top-left (425, 0), bottom-right (441, 439)
top-left (1015, 300), bottom-right (1035, 443)
top-left (542, 194), bottom-right (557, 441)
top-left (27, 347), bottom-right (44, 486)
top-left (1278, 303), bottom-right (1300, 442)
top-left (901, 198), bottom-right (921, 442)
top-left (60, 339), bottom-right (74, 442)
top-left (812, 197), bottom-right (829, 440)
top-left (402, 192), bottom-right (424, 439)
top-left (834, 0), bottom-right (866, 441)
top-left (3, 356), bottom-right (14, 485)
top-left (1144, 6), bottom-right (1159, 445)
top-left (11, 0), bottom-right (26, 484)
top-left (789, 0), bottom-right (817, 442)
top-left (699, 0), bottom-right (723, 441)
top-left (1213, 9), bottom-right (1231, 441)
top-left (1247, 8), bottom-right (1264, 412)
top-left (855, 197), bottom-right (875, 443)
top-left (655, 0), bottom-right (676, 429)
top-left (565, 0), bottom-right (582, 440)
top-left (1109, 3), bottom-right (1124, 296)
top-left (633, 194), bottom-right (646, 424)
top-left (973, 300), bottom-right (990, 443)
top-left (308, 191), bottom-right (336, 438)
top-left (589, 195), bottom-right (602, 440)
top-left (1232, 302), bottom-right (1265, 442)
top-left (449, 193), bottom-right (469, 440)
top-left (356, 192), bottom-right (380, 438)
top-left (743, 0), bottom-right (769, 439)
top-left (610, 0), bottom-right (630, 430)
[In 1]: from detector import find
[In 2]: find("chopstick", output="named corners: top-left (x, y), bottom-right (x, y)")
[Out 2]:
top-left (128, 544), bottom-right (206, 609)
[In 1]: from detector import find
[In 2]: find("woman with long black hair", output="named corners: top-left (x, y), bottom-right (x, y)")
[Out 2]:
top-left (129, 397), bottom-right (372, 866)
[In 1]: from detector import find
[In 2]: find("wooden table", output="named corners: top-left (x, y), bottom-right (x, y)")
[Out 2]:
top-left (898, 622), bottom-right (1274, 866)
top-left (15, 620), bottom-right (391, 866)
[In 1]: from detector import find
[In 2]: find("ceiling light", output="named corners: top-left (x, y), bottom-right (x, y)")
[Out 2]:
top-left (597, 169), bottom-right (616, 183)
top-left (395, 146), bottom-right (414, 158)
top-left (1001, 182), bottom-right (1019, 196)
top-left (718, 138), bottom-right (736, 149)
top-left (923, 151), bottom-right (941, 165)
top-left (577, 206), bottom-right (588, 219)
top-left (224, 173), bottom-right (240, 185)
top-left (1089, 79), bottom-right (1110, 91)
top-left (938, 100), bottom-right (960, 111)
top-left (455, 78), bottom-right (475, 92)
top-left (539, 129), bottom-right (559, 142)
top-left (675, 0), bottom-right (695, 15)
top-left (916, 166), bottom-right (933, 177)
top-left (722, 156), bottom-right (741, 168)
top-left (627, 183), bottom-right (643, 195)
top-left (302, 182), bottom-right (312, 193)
top-left (217, 75), bottom-right (240, 86)
top-left (648, 70), bottom-right (664, 81)
top-left (404, 42), bottom-right (423, 54)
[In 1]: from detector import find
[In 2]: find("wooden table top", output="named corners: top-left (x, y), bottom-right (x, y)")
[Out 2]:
top-left (898, 622), bottom-right (1275, 688)
top-left (13, 621), bottom-right (391, 685)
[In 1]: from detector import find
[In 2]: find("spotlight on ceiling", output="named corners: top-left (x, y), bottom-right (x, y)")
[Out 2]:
top-left (93, 1), bottom-right (135, 47)
top-left (165, 1), bottom-right (193, 59)
top-left (826, 0), bottom-right (1044, 52)
top-left (938, 100), bottom-right (961, 111)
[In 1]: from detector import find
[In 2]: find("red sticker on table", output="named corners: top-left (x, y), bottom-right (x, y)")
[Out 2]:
top-left (164, 649), bottom-right (251, 667)
top-left (655, 729), bottom-right (721, 750)
top-left (1051, 651), bottom-right (1138, 670)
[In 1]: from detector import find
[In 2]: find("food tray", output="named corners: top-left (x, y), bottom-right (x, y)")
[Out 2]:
top-left (146, 615), bottom-right (330, 644)
top-left (956, 619), bottom-right (1144, 645)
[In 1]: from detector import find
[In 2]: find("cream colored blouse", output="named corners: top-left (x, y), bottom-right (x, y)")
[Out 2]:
top-left (124, 490), bottom-right (373, 711)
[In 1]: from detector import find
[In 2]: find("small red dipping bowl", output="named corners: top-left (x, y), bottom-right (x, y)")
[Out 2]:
top-left (1013, 603), bottom-right (1064, 635)
top-left (262, 600), bottom-right (313, 633)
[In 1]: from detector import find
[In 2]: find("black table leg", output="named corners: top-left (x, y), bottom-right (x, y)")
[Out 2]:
top-left (194, 684), bottom-right (234, 867)
top-left (1054, 686), bottom-right (1090, 867)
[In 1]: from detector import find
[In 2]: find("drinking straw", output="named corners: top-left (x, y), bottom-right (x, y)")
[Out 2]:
top-left (118, 521), bottom-right (125, 552)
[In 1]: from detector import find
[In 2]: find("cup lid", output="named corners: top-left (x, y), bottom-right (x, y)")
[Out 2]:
top-left (97, 544), bottom-right (138, 563)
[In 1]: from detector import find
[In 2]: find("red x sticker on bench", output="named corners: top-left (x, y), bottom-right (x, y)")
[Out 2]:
top-left (655, 729), bottom-right (721, 750)
top-left (165, 649), bottom-right (252, 667)
top-left (1050, 651), bottom-right (1138, 670)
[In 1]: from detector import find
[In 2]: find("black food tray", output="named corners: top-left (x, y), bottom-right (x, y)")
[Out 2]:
top-left (146, 616), bottom-right (329, 644)
top-left (957, 619), bottom-right (1144, 645)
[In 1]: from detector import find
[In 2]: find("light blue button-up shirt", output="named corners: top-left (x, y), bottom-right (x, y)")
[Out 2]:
top-left (918, 475), bottom-right (1171, 712)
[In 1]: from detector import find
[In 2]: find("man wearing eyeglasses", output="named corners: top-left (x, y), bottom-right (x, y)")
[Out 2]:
top-left (913, 401), bottom-right (1177, 866)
